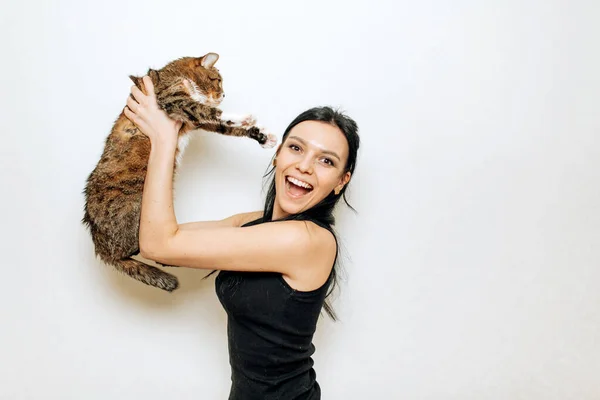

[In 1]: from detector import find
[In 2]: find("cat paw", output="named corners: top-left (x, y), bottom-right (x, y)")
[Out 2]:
top-left (261, 132), bottom-right (278, 149)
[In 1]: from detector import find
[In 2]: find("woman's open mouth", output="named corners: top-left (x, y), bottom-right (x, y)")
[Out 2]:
top-left (285, 176), bottom-right (314, 198)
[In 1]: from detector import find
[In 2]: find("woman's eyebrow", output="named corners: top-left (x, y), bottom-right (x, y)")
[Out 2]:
top-left (288, 136), bottom-right (341, 161)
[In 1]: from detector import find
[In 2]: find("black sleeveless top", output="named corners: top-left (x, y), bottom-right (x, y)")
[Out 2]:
top-left (215, 218), bottom-right (334, 399)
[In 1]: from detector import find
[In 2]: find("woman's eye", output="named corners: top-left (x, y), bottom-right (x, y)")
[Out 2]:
top-left (289, 144), bottom-right (301, 152)
top-left (322, 158), bottom-right (334, 166)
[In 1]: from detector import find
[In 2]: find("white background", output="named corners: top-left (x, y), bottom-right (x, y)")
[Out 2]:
top-left (1, 0), bottom-right (599, 398)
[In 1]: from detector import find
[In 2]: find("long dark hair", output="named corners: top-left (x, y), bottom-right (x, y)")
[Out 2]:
top-left (261, 106), bottom-right (360, 320)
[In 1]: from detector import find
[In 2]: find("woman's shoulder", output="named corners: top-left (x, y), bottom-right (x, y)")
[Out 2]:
top-left (234, 211), bottom-right (264, 227)
top-left (253, 217), bottom-right (335, 246)
top-left (274, 220), bottom-right (337, 291)
top-left (295, 219), bottom-right (336, 246)
top-left (237, 212), bottom-right (335, 244)
top-left (243, 217), bottom-right (336, 267)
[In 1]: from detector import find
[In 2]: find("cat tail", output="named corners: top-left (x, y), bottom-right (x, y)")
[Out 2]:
top-left (109, 258), bottom-right (179, 292)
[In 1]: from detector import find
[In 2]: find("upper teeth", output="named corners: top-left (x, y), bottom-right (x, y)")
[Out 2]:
top-left (288, 176), bottom-right (313, 189)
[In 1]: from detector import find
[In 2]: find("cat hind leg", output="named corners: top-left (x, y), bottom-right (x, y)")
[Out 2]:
top-left (109, 258), bottom-right (179, 292)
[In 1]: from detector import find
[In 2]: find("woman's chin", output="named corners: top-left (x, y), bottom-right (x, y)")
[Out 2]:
top-left (278, 203), bottom-right (303, 217)
top-left (276, 196), bottom-right (323, 218)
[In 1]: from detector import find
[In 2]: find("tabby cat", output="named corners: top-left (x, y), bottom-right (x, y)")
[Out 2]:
top-left (82, 52), bottom-right (276, 292)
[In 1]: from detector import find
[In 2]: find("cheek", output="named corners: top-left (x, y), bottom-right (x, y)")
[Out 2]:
top-left (275, 152), bottom-right (297, 170)
top-left (317, 171), bottom-right (342, 191)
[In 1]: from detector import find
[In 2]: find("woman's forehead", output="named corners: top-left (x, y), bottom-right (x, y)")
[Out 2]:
top-left (288, 121), bottom-right (349, 156)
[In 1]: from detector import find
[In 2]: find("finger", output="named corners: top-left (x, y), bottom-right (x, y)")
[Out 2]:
top-left (130, 85), bottom-right (146, 104)
top-left (142, 76), bottom-right (156, 98)
top-left (123, 106), bottom-right (138, 123)
top-left (126, 96), bottom-right (140, 113)
top-left (124, 107), bottom-right (150, 134)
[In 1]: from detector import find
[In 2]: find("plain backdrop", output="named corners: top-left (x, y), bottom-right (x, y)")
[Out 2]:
top-left (1, 0), bottom-right (599, 398)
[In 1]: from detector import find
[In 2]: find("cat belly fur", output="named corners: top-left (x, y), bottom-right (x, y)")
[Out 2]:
top-left (83, 115), bottom-right (181, 291)
top-left (176, 134), bottom-right (191, 167)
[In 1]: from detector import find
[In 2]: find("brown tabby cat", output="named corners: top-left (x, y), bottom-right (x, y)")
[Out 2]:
top-left (82, 52), bottom-right (276, 292)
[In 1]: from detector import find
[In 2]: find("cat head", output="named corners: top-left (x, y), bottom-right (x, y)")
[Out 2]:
top-left (129, 53), bottom-right (224, 107)
top-left (165, 53), bottom-right (224, 106)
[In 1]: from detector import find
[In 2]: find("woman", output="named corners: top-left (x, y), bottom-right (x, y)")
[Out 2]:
top-left (124, 76), bottom-right (360, 399)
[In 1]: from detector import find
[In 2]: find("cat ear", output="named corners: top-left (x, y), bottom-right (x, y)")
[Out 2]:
top-left (147, 69), bottom-right (160, 87)
top-left (129, 75), bottom-right (143, 91)
top-left (130, 71), bottom-right (160, 94)
top-left (200, 53), bottom-right (219, 69)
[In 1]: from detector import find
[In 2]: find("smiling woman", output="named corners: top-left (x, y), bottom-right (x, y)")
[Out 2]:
top-left (274, 121), bottom-right (351, 218)
top-left (124, 76), bottom-right (360, 400)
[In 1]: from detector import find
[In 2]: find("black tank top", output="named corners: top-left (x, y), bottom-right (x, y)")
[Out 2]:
top-left (215, 218), bottom-right (334, 399)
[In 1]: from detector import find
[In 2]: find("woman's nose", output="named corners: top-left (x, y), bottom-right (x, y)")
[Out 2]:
top-left (296, 156), bottom-right (313, 174)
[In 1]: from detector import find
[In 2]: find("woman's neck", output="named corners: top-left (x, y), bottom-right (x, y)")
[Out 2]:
top-left (271, 201), bottom-right (289, 221)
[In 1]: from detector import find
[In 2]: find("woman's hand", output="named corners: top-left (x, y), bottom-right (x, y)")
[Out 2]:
top-left (124, 76), bottom-right (182, 146)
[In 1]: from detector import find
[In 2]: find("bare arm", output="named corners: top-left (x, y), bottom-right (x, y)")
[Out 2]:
top-left (178, 211), bottom-right (263, 230)
top-left (142, 220), bottom-right (335, 273)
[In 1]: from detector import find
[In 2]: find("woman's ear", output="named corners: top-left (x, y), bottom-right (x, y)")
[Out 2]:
top-left (272, 144), bottom-right (283, 166)
top-left (334, 172), bottom-right (351, 195)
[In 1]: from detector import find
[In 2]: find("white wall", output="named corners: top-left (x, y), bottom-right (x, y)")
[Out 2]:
top-left (2, 0), bottom-right (599, 398)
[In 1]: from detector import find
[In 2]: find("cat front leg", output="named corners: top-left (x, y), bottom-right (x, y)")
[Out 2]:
top-left (221, 113), bottom-right (257, 127)
top-left (163, 100), bottom-right (222, 127)
top-left (196, 121), bottom-right (277, 149)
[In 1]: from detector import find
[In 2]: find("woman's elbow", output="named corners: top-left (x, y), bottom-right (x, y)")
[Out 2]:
top-left (139, 232), bottom-right (178, 262)
top-left (139, 245), bottom-right (151, 260)
top-left (139, 241), bottom-right (160, 261)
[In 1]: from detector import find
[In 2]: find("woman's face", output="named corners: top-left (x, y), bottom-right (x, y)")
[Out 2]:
top-left (272, 120), bottom-right (351, 220)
